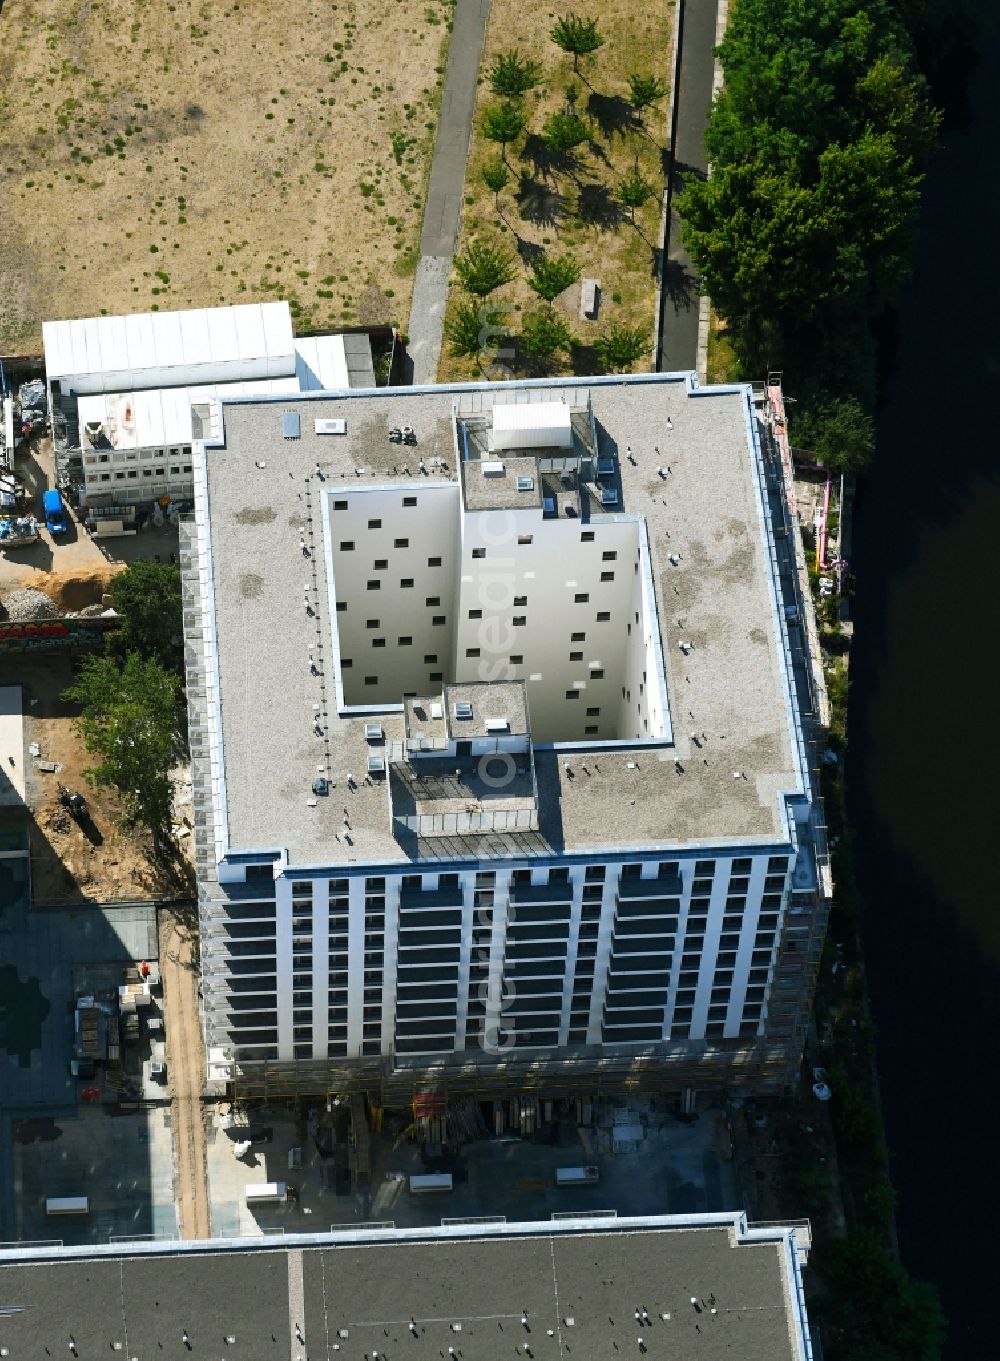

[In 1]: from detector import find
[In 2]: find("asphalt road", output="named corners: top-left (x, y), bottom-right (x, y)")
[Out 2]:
top-left (657, 0), bottom-right (720, 373)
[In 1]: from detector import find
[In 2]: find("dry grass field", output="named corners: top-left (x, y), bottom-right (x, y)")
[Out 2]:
top-left (438, 0), bottom-right (674, 381)
top-left (0, 0), bottom-right (454, 353)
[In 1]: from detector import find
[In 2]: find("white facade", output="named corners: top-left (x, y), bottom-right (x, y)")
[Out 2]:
top-left (200, 849), bottom-right (795, 1063)
top-left (327, 482), bottom-right (663, 743)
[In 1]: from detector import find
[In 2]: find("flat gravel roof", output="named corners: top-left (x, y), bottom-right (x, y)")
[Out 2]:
top-left (0, 1220), bottom-right (804, 1361)
top-left (195, 376), bottom-right (803, 867)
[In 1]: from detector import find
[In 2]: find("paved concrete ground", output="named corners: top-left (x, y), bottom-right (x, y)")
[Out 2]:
top-left (207, 1098), bottom-right (740, 1237)
top-left (0, 895), bottom-right (158, 1240)
top-left (658, 0), bottom-right (720, 372)
top-left (1, 436), bottom-right (181, 585)
top-left (0, 687), bottom-right (26, 806)
top-left (407, 0), bottom-right (492, 384)
top-left (11, 1103), bottom-right (177, 1245)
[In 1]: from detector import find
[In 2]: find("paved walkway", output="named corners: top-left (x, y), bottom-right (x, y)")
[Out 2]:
top-left (407, 0), bottom-right (492, 385)
top-left (657, 0), bottom-right (721, 373)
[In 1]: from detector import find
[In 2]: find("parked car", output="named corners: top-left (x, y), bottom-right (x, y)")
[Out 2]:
top-left (43, 488), bottom-right (68, 536)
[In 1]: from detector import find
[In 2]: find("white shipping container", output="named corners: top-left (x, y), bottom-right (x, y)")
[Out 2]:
top-left (245, 1182), bottom-right (287, 1204)
top-left (45, 1196), bottom-right (90, 1215)
top-left (408, 1173), bottom-right (453, 1194)
top-left (555, 1166), bottom-right (600, 1187)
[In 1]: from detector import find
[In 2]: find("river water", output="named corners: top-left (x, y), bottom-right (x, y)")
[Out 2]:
top-left (847, 4), bottom-right (1000, 1355)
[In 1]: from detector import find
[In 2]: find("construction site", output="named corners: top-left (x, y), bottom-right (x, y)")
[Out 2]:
top-left (205, 1089), bottom-right (741, 1238)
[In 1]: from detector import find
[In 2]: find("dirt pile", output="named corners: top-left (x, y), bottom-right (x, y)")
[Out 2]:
top-left (45, 570), bottom-right (119, 614)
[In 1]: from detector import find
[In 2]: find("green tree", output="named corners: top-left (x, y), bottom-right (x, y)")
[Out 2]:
top-left (519, 307), bottom-right (572, 373)
top-left (527, 252), bottom-right (581, 302)
top-left (454, 240), bottom-right (516, 297)
top-left (445, 299), bottom-right (506, 362)
top-left (791, 392), bottom-right (875, 475)
top-left (542, 111), bottom-right (590, 158)
top-left (596, 324), bottom-right (647, 373)
top-left (627, 72), bottom-right (669, 125)
top-left (481, 158), bottom-right (510, 210)
top-left (549, 13), bottom-right (605, 73)
top-left (827, 1229), bottom-right (946, 1361)
top-left (676, 0), bottom-right (940, 393)
top-left (489, 49), bottom-right (541, 99)
top-left (64, 653), bottom-right (179, 841)
top-left (109, 559), bottom-right (184, 677)
top-left (616, 165), bottom-right (655, 222)
top-left (481, 101), bottom-right (527, 163)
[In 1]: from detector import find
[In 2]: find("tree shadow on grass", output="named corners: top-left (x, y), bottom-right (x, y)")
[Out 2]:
top-left (521, 133), bottom-right (586, 182)
top-left (569, 339), bottom-right (606, 376)
top-left (514, 235), bottom-right (545, 269)
top-left (520, 133), bottom-right (558, 181)
top-left (516, 176), bottom-right (566, 228)
top-left (587, 92), bottom-right (638, 140)
top-left (576, 181), bottom-right (624, 231)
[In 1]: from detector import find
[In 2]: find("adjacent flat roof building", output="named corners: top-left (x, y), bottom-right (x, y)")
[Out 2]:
top-left (183, 374), bottom-right (830, 1099)
top-left (43, 303), bottom-right (375, 521)
top-left (0, 1213), bottom-right (814, 1361)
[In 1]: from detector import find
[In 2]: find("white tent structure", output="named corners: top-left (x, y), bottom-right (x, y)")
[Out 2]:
top-left (43, 303), bottom-right (296, 396)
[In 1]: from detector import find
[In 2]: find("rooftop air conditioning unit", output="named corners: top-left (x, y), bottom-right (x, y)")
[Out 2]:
top-left (485, 718), bottom-right (510, 733)
top-left (516, 475), bottom-right (535, 492)
top-left (482, 460), bottom-right (506, 477)
top-left (315, 419), bottom-right (347, 435)
top-left (430, 702), bottom-right (444, 719)
top-left (454, 702), bottom-right (473, 720)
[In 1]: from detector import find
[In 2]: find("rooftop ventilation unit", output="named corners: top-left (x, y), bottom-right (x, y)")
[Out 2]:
top-left (315, 418), bottom-right (347, 435)
top-left (516, 475), bottom-right (535, 492)
top-left (485, 718), bottom-right (509, 733)
top-left (364, 723), bottom-right (384, 742)
top-left (454, 701), bottom-right (473, 720)
top-left (482, 460), bottom-right (506, 477)
top-left (491, 401), bottom-right (572, 451)
top-left (367, 754), bottom-right (386, 775)
top-left (430, 701), bottom-right (444, 719)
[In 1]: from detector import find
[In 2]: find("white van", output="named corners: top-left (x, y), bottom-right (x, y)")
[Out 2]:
top-left (45, 1196), bottom-right (90, 1215)
top-left (245, 1182), bottom-right (287, 1204)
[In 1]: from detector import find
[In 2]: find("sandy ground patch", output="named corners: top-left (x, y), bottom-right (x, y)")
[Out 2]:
top-left (159, 904), bottom-right (210, 1238)
top-left (4, 654), bottom-right (193, 903)
top-left (0, 0), bottom-right (455, 352)
top-left (438, 0), bottom-right (673, 381)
